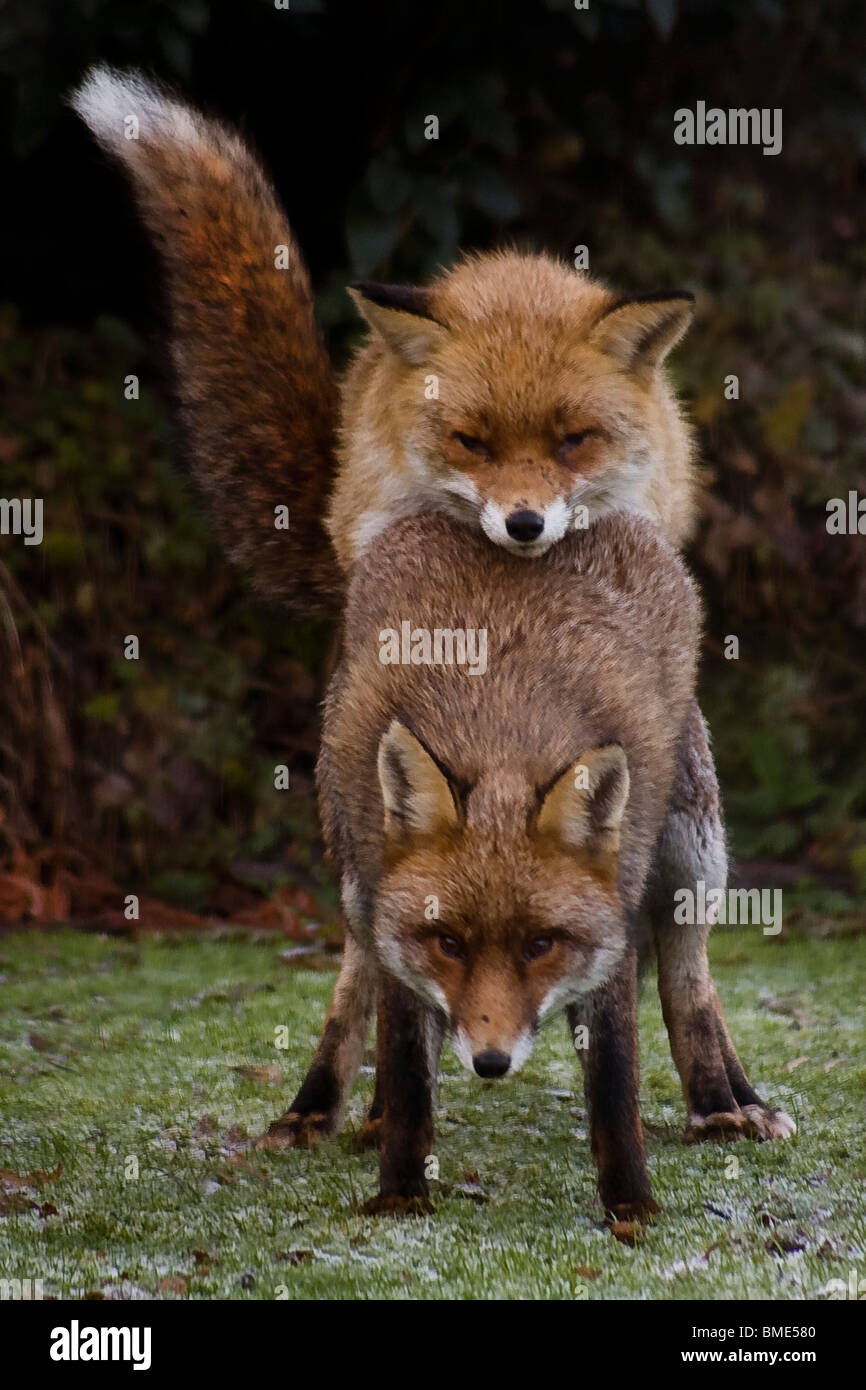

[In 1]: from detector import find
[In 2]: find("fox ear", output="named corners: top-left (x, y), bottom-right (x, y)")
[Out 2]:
top-left (378, 720), bottom-right (459, 843)
top-left (348, 282), bottom-right (448, 366)
top-left (589, 293), bottom-right (694, 376)
top-left (536, 745), bottom-right (629, 856)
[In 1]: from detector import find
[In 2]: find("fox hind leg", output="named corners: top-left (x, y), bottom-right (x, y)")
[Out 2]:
top-left (647, 701), bottom-right (795, 1143)
top-left (259, 934), bottom-right (375, 1149)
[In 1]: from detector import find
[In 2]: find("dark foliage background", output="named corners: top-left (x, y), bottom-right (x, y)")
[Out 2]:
top-left (1, 0), bottom-right (865, 930)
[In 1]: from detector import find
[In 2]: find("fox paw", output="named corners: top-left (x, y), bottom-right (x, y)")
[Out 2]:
top-left (685, 1105), bottom-right (795, 1144)
top-left (741, 1104), bottom-right (796, 1140)
top-left (605, 1198), bottom-right (659, 1244)
top-left (355, 1116), bottom-right (384, 1151)
top-left (254, 1111), bottom-right (335, 1151)
top-left (608, 1200), bottom-right (659, 1245)
top-left (363, 1193), bottom-right (432, 1218)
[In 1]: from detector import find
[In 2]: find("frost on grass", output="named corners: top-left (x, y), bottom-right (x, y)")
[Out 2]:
top-left (0, 928), bottom-right (863, 1299)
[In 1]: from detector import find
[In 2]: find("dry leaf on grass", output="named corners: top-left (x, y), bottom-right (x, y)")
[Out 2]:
top-left (0, 1162), bottom-right (62, 1189)
top-left (231, 1064), bottom-right (282, 1084)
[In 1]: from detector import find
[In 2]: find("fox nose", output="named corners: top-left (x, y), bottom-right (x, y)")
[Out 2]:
top-left (473, 1049), bottom-right (511, 1079)
top-left (505, 509), bottom-right (544, 543)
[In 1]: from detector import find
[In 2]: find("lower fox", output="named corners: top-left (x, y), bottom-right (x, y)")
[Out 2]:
top-left (265, 513), bottom-right (794, 1224)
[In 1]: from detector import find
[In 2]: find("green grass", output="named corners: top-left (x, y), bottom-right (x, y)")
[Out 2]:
top-left (0, 927), bottom-right (864, 1300)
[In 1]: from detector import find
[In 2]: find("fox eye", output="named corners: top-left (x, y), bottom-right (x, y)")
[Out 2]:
top-left (437, 933), bottom-right (467, 961)
top-left (523, 935), bottom-right (554, 962)
top-left (452, 431), bottom-right (491, 459)
top-left (558, 431), bottom-right (595, 456)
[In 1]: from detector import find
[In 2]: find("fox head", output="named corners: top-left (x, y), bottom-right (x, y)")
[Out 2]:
top-left (346, 251), bottom-right (695, 557)
top-left (372, 719), bottom-right (631, 1078)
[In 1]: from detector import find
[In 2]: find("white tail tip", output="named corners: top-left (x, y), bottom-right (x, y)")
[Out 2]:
top-left (69, 63), bottom-right (203, 151)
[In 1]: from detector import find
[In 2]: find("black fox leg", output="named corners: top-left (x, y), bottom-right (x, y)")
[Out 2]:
top-left (364, 973), bottom-right (443, 1215)
top-left (646, 700), bottom-right (795, 1142)
top-left (261, 935), bottom-right (375, 1148)
top-left (568, 945), bottom-right (657, 1223)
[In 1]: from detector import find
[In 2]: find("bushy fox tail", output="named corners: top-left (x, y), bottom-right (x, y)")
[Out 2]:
top-left (70, 65), bottom-right (340, 614)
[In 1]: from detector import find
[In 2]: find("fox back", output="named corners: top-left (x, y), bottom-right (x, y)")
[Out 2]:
top-left (318, 511), bottom-right (700, 1070)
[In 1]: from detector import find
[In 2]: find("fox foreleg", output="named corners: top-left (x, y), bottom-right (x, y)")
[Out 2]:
top-left (363, 973), bottom-right (444, 1216)
top-left (568, 945), bottom-right (658, 1228)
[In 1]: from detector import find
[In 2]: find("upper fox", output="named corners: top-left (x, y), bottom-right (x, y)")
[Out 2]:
top-left (337, 259), bottom-right (696, 561)
top-left (71, 66), bottom-right (699, 597)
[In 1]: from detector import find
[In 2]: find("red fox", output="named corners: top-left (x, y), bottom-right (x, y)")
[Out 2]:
top-left (70, 65), bottom-right (696, 590)
top-left (71, 68), bottom-right (794, 1225)
top-left (274, 513), bottom-right (792, 1220)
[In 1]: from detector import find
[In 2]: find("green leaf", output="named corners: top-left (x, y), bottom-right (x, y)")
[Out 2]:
top-left (81, 693), bottom-right (120, 724)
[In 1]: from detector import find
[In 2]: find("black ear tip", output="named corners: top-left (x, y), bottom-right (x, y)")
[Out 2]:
top-left (640, 289), bottom-right (696, 307)
top-left (345, 281), bottom-right (436, 320)
top-left (602, 289), bottom-right (696, 319)
top-left (347, 281), bottom-right (377, 304)
top-left (346, 281), bottom-right (401, 307)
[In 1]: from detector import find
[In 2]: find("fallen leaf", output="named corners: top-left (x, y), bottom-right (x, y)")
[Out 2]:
top-left (766, 1231), bottom-right (807, 1256)
top-left (0, 1192), bottom-right (37, 1216)
top-left (449, 1181), bottom-right (488, 1204)
top-left (0, 1163), bottom-right (62, 1190)
top-left (610, 1220), bottom-right (645, 1246)
top-left (231, 1065), bottom-right (282, 1084)
top-left (157, 1276), bottom-right (188, 1296)
top-left (759, 992), bottom-right (811, 1028)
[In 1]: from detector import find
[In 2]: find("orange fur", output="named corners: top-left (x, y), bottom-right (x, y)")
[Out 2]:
top-left (331, 252), bottom-right (697, 565)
